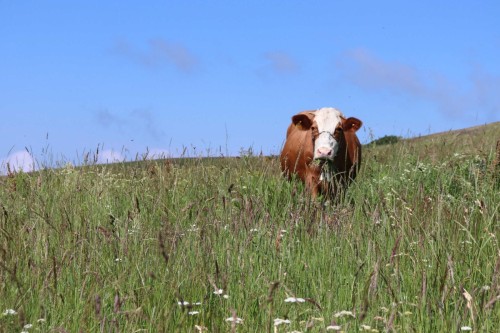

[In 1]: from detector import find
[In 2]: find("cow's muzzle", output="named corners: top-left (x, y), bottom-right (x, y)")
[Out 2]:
top-left (314, 131), bottom-right (338, 161)
top-left (316, 146), bottom-right (334, 159)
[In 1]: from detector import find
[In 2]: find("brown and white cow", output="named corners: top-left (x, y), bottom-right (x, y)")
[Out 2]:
top-left (280, 107), bottom-right (362, 198)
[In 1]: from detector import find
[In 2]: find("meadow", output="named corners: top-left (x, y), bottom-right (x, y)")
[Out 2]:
top-left (1, 123), bottom-right (499, 332)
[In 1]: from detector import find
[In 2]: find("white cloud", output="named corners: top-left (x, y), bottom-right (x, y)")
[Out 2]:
top-left (336, 48), bottom-right (500, 121)
top-left (96, 150), bottom-right (125, 164)
top-left (0, 150), bottom-right (37, 175)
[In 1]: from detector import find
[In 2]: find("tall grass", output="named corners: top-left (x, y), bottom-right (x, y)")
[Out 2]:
top-left (1, 124), bottom-right (499, 332)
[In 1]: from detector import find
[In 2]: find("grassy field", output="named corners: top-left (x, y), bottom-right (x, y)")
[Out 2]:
top-left (1, 123), bottom-right (499, 332)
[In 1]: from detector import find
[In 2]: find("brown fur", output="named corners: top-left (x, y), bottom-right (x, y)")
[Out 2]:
top-left (280, 110), bottom-right (362, 198)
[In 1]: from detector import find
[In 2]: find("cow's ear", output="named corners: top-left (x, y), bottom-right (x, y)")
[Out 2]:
top-left (343, 117), bottom-right (362, 132)
top-left (292, 113), bottom-right (314, 130)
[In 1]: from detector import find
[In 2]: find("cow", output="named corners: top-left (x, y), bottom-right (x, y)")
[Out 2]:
top-left (280, 107), bottom-right (362, 199)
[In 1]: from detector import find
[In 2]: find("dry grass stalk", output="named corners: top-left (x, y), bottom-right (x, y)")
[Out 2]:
top-left (114, 293), bottom-right (122, 313)
top-left (305, 297), bottom-right (322, 311)
top-left (267, 281), bottom-right (279, 303)
top-left (462, 287), bottom-right (475, 323)
top-left (52, 254), bottom-right (58, 293)
top-left (359, 260), bottom-right (380, 321)
top-left (95, 295), bottom-right (102, 317)
top-left (390, 236), bottom-right (402, 264)
top-left (369, 260), bottom-right (380, 300)
top-left (266, 281), bottom-right (280, 333)
top-left (385, 305), bottom-right (397, 332)
top-left (438, 257), bottom-right (449, 315)
top-left (491, 250), bottom-right (500, 293)
top-left (230, 309), bottom-right (237, 333)
top-left (158, 231), bottom-right (169, 266)
top-left (275, 231), bottom-right (282, 253)
top-left (421, 269), bottom-right (427, 307)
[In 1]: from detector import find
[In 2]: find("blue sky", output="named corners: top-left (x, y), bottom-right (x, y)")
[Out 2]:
top-left (1, 1), bottom-right (499, 173)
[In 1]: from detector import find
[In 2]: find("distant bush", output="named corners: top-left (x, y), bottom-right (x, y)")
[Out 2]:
top-left (367, 135), bottom-right (402, 146)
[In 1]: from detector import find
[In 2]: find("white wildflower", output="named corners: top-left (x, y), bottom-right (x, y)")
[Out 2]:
top-left (214, 289), bottom-right (224, 295)
top-left (178, 300), bottom-right (201, 306)
top-left (359, 325), bottom-right (378, 332)
top-left (333, 310), bottom-right (355, 318)
top-left (2, 309), bottom-right (17, 315)
top-left (187, 224), bottom-right (199, 232)
top-left (23, 324), bottom-right (33, 329)
top-left (274, 318), bottom-right (291, 326)
top-left (461, 327), bottom-right (472, 331)
top-left (284, 297), bottom-right (305, 303)
top-left (326, 325), bottom-right (342, 331)
top-left (188, 311), bottom-right (200, 315)
top-left (226, 316), bottom-right (243, 324)
top-left (223, 294), bottom-right (229, 299)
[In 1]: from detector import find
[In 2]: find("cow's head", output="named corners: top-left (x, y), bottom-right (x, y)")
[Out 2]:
top-left (292, 107), bottom-right (362, 161)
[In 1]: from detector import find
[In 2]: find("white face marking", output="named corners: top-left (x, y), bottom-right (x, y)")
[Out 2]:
top-left (313, 107), bottom-right (344, 160)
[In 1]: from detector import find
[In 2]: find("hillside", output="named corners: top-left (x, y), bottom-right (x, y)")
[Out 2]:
top-left (368, 121), bottom-right (500, 164)
top-left (0, 122), bottom-right (498, 332)
top-left (408, 121), bottom-right (500, 142)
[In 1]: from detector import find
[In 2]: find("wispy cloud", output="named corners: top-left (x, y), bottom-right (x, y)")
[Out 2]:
top-left (257, 51), bottom-right (299, 80)
top-left (112, 38), bottom-right (199, 73)
top-left (337, 48), bottom-right (425, 95)
top-left (264, 52), bottom-right (299, 75)
top-left (96, 109), bottom-right (127, 129)
top-left (131, 109), bottom-right (165, 141)
top-left (336, 48), bottom-right (499, 121)
top-left (469, 65), bottom-right (500, 119)
top-left (95, 109), bottom-right (165, 141)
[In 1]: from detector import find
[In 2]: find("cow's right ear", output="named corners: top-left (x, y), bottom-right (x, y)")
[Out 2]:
top-left (292, 113), bottom-right (314, 130)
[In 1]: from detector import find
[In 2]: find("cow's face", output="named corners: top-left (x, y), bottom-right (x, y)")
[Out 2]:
top-left (292, 108), bottom-right (362, 161)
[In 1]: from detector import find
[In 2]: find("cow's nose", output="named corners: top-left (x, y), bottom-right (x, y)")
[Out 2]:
top-left (316, 147), bottom-right (332, 158)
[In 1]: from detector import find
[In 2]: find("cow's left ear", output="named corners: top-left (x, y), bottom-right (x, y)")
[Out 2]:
top-left (343, 117), bottom-right (362, 132)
